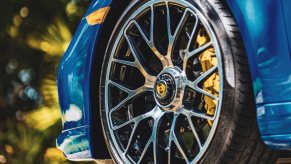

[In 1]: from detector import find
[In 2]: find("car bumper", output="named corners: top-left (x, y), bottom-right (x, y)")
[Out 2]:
top-left (257, 102), bottom-right (291, 150)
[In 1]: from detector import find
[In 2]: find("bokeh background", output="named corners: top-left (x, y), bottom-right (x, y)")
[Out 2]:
top-left (0, 0), bottom-right (93, 163)
top-left (1, 0), bottom-right (291, 164)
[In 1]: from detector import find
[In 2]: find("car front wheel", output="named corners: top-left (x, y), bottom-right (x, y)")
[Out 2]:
top-left (99, 0), bottom-right (277, 163)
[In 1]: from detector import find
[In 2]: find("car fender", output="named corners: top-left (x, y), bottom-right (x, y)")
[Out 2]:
top-left (226, 0), bottom-right (291, 149)
top-left (56, 0), bottom-right (114, 160)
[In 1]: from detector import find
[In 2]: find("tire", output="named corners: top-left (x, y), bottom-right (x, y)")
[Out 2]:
top-left (99, 0), bottom-right (278, 163)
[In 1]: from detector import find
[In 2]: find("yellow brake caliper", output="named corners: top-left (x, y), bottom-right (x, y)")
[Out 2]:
top-left (196, 29), bottom-right (220, 127)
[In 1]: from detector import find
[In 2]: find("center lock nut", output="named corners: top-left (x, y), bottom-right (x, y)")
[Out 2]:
top-left (154, 67), bottom-right (184, 111)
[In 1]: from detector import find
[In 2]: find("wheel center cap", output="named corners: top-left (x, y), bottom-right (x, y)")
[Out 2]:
top-left (154, 68), bottom-right (183, 111)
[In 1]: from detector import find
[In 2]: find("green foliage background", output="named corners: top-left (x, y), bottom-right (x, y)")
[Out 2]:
top-left (0, 0), bottom-right (92, 163)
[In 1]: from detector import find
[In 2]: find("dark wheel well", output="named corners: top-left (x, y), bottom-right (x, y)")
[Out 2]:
top-left (90, 0), bottom-right (132, 159)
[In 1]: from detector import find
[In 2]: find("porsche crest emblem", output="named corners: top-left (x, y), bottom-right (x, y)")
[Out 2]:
top-left (156, 82), bottom-right (167, 97)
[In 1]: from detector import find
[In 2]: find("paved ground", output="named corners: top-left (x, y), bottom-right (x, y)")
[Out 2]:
top-left (277, 151), bottom-right (291, 164)
top-left (95, 158), bottom-right (291, 164)
top-left (95, 159), bottom-right (113, 164)
top-left (277, 158), bottom-right (291, 164)
top-left (95, 152), bottom-right (291, 164)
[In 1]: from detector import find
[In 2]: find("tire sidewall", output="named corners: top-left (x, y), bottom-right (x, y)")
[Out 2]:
top-left (191, 0), bottom-right (237, 163)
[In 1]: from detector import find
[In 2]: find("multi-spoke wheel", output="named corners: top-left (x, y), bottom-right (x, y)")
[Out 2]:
top-left (99, 0), bottom-right (278, 163)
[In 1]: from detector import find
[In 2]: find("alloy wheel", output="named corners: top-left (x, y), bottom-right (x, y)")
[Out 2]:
top-left (104, 1), bottom-right (223, 163)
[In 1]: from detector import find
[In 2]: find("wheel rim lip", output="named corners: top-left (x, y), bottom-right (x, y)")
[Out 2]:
top-left (103, 0), bottom-right (224, 163)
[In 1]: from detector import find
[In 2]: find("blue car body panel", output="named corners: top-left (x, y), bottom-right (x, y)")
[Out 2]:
top-left (282, 0), bottom-right (291, 49)
top-left (57, 0), bottom-right (291, 160)
top-left (56, 0), bottom-right (112, 160)
top-left (225, 0), bottom-right (291, 150)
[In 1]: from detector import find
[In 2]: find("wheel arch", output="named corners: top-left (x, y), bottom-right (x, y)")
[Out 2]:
top-left (56, 0), bottom-right (133, 160)
top-left (89, 0), bottom-right (133, 159)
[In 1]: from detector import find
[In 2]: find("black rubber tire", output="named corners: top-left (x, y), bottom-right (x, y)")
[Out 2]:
top-left (99, 0), bottom-right (278, 163)
top-left (197, 0), bottom-right (278, 163)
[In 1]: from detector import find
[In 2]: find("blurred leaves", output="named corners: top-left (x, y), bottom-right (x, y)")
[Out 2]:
top-left (0, 0), bottom-right (90, 163)
top-left (23, 74), bottom-right (60, 131)
top-left (27, 18), bottom-right (72, 56)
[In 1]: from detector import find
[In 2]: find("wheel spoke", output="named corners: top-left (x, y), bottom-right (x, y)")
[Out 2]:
top-left (186, 41), bottom-right (212, 59)
top-left (131, 20), bottom-right (151, 47)
top-left (186, 114), bottom-right (203, 149)
top-left (112, 58), bottom-right (156, 88)
top-left (169, 8), bottom-right (188, 46)
top-left (182, 12), bottom-right (198, 71)
top-left (168, 114), bottom-right (177, 164)
top-left (137, 139), bottom-right (152, 164)
top-left (128, 17), bottom-right (170, 68)
top-left (124, 123), bottom-right (138, 153)
top-left (150, 5), bottom-right (173, 68)
top-left (150, 5), bottom-right (155, 45)
top-left (113, 58), bottom-right (137, 68)
top-left (137, 107), bottom-right (164, 163)
top-left (186, 14), bottom-right (199, 51)
top-left (168, 113), bottom-right (190, 163)
top-left (123, 31), bottom-right (157, 85)
top-left (186, 65), bottom-right (218, 100)
top-left (152, 109), bottom-right (163, 164)
top-left (165, 2), bottom-right (172, 44)
top-left (172, 134), bottom-right (189, 163)
top-left (152, 139), bottom-right (158, 164)
top-left (180, 107), bottom-right (215, 121)
top-left (108, 80), bottom-right (132, 94)
top-left (123, 29), bottom-right (157, 88)
top-left (109, 80), bottom-right (150, 114)
top-left (166, 3), bottom-right (189, 65)
top-left (112, 108), bottom-right (155, 130)
top-left (123, 106), bottom-right (160, 155)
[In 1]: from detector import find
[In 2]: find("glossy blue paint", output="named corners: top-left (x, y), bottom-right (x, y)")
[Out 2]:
top-left (257, 102), bottom-right (291, 135)
top-left (226, 0), bottom-right (291, 149)
top-left (226, 0), bottom-right (291, 104)
top-left (282, 0), bottom-right (291, 53)
top-left (57, 0), bottom-right (291, 160)
top-left (56, 0), bottom-right (112, 160)
top-left (262, 134), bottom-right (291, 150)
top-left (56, 126), bottom-right (91, 159)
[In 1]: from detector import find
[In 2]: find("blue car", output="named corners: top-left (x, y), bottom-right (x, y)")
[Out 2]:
top-left (56, 0), bottom-right (291, 163)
